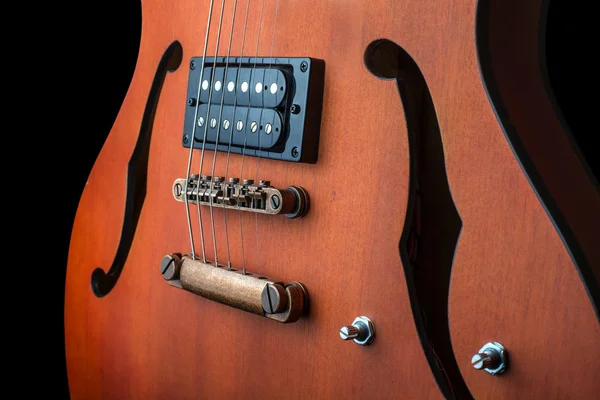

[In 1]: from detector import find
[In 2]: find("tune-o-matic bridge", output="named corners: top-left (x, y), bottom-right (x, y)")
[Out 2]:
top-left (172, 176), bottom-right (309, 218)
top-left (182, 57), bottom-right (325, 163)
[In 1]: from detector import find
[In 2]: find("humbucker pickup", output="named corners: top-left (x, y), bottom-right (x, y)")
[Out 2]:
top-left (182, 57), bottom-right (325, 163)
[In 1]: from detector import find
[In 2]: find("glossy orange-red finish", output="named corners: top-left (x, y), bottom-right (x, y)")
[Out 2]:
top-left (65, 0), bottom-right (599, 398)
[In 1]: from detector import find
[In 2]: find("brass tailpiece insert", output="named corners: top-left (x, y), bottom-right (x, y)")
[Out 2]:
top-left (161, 254), bottom-right (307, 323)
top-left (172, 176), bottom-right (309, 218)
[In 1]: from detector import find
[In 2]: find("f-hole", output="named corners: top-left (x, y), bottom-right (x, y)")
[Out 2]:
top-left (364, 39), bottom-right (470, 400)
top-left (91, 40), bottom-right (183, 298)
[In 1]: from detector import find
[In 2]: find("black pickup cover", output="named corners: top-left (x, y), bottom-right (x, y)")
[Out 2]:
top-left (182, 57), bottom-right (324, 163)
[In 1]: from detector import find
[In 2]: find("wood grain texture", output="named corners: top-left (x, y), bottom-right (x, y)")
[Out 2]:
top-left (448, 0), bottom-right (600, 398)
top-left (65, 0), bottom-right (599, 398)
top-left (483, 0), bottom-right (600, 296)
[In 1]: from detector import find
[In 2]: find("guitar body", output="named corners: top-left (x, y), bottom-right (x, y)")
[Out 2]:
top-left (64, 0), bottom-right (599, 399)
top-left (448, 0), bottom-right (600, 398)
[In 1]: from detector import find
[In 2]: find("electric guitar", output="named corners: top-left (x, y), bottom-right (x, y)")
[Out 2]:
top-left (65, 0), bottom-right (599, 398)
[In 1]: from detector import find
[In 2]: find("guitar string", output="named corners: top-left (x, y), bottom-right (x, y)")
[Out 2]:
top-left (224, 0), bottom-right (252, 271)
top-left (184, 0), bottom-right (215, 261)
top-left (238, 0), bottom-right (265, 275)
top-left (255, 0), bottom-right (280, 276)
top-left (210, 0), bottom-right (239, 269)
top-left (198, 0), bottom-right (227, 266)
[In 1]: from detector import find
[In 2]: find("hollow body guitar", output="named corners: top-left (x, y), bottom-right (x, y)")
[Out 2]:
top-left (65, 0), bottom-right (600, 398)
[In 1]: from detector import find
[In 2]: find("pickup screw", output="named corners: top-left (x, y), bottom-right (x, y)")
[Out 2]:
top-left (190, 60), bottom-right (196, 70)
top-left (300, 61), bottom-right (308, 72)
top-left (187, 98), bottom-right (196, 106)
top-left (290, 104), bottom-right (301, 114)
top-left (291, 147), bottom-right (299, 158)
top-left (270, 195), bottom-right (281, 210)
top-left (183, 135), bottom-right (189, 144)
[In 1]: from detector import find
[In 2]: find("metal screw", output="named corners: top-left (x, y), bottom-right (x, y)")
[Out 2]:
top-left (188, 98), bottom-right (196, 106)
top-left (261, 283), bottom-right (287, 314)
top-left (265, 123), bottom-right (272, 134)
top-left (472, 353), bottom-right (496, 370)
top-left (250, 121), bottom-right (258, 133)
top-left (269, 195), bottom-right (281, 210)
top-left (472, 342), bottom-right (507, 375)
top-left (190, 60), bottom-right (196, 70)
top-left (210, 118), bottom-right (217, 128)
top-left (339, 316), bottom-right (375, 346)
top-left (161, 254), bottom-right (182, 281)
top-left (300, 61), bottom-right (308, 72)
top-left (197, 116), bottom-right (204, 127)
top-left (228, 177), bottom-right (239, 184)
top-left (223, 119), bottom-right (230, 130)
top-left (174, 183), bottom-right (183, 197)
top-left (183, 135), bottom-right (189, 144)
top-left (339, 325), bottom-right (360, 340)
top-left (291, 147), bottom-right (299, 158)
top-left (236, 120), bottom-right (244, 131)
top-left (290, 104), bottom-right (301, 114)
top-left (161, 256), bottom-right (172, 275)
top-left (243, 179), bottom-right (254, 185)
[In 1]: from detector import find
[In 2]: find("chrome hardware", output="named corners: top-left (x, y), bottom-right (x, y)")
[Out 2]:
top-left (472, 342), bottom-right (507, 375)
top-left (339, 325), bottom-right (360, 340)
top-left (340, 316), bottom-right (375, 346)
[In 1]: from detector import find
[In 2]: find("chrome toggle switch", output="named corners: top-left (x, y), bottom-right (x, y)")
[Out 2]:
top-left (471, 341), bottom-right (507, 375)
top-left (339, 316), bottom-right (375, 346)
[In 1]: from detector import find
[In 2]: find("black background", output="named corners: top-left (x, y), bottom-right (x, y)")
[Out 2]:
top-left (44, 1), bottom-right (142, 397)
top-left (44, 0), bottom-right (591, 397)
